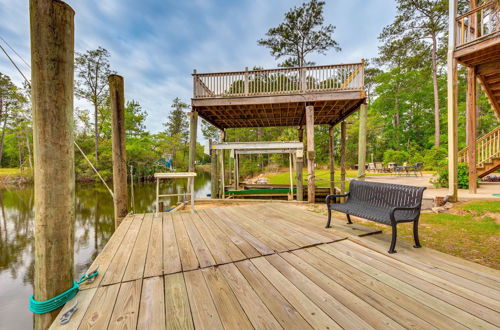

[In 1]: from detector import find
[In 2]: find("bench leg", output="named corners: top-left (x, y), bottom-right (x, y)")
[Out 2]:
top-left (413, 219), bottom-right (422, 248)
top-left (346, 214), bottom-right (353, 225)
top-left (388, 224), bottom-right (397, 254)
top-left (326, 209), bottom-right (332, 228)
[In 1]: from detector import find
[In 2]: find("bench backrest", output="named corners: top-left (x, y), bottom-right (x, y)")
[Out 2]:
top-left (349, 180), bottom-right (426, 209)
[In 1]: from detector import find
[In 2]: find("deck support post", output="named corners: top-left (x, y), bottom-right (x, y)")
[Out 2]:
top-left (30, 1), bottom-right (75, 328)
top-left (210, 139), bottom-right (218, 199)
top-left (306, 105), bottom-right (315, 203)
top-left (340, 121), bottom-right (347, 194)
top-left (109, 74), bottom-right (128, 228)
top-left (298, 126), bottom-right (304, 142)
top-left (328, 125), bottom-right (335, 194)
top-left (357, 103), bottom-right (367, 180)
top-left (296, 150), bottom-right (304, 201)
top-left (466, 67), bottom-right (477, 193)
top-left (447, 0), bottom-right (459, 201)
top-left (235, 153), bottom-right (240, 190)
top-left (188, 111), bottom-right (198, 172)
top-left (220, 130), bottom-right (226, 198)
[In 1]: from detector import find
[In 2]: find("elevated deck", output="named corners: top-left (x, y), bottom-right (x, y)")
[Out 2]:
top-left (192, 63), bottom-right (366, 129)
top-left (50, 203), bottom-right (500, 329)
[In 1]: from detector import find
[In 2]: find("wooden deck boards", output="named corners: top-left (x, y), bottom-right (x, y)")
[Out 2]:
top-left (51, 203), bottom-right (500, 329)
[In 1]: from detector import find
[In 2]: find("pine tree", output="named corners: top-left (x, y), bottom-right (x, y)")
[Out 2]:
top-left (164, 97), bottom-right (189, 142)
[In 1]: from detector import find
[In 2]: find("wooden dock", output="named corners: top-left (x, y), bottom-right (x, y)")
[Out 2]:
top-left (50, 203), bottom-right (500, 329)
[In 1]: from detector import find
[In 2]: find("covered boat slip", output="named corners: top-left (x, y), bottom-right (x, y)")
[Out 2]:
top-left (50, 203), bottom-right (500, 329)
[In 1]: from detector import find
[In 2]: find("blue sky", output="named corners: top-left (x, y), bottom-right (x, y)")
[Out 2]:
top-left (0, 0), bottom-right (396, 133)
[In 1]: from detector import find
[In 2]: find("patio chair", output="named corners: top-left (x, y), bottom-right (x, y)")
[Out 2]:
top-left (375, 162), bottom-right (384, 173)
top-left (368, 163), bottom-right (376, 172)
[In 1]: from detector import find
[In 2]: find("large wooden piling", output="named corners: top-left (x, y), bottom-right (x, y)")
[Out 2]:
top-left (296, 151), bottom-right (304, 201)
top-left (109, 74), bottom-right (128, 228)
top-left (30, 0), bottom-right (75, 328)
top-left (357, 104), bottom-right (367, 180)
top-left (340, 121), bottom-right (347, 193)
top-left (305, 105), bottom-right (315, 203)
top-left (466, 67), bottom-right (477, 193)
top-left (210, 140), bottom-right (218, 199)
top-left (328, 125), bottom-right (335, 194)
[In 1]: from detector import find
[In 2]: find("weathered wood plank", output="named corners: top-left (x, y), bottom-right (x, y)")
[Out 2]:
top-left (338, 239), bottom-right (500, 316)
top-left (184, 270), bottom-right (223, 330)
top-left (251, 257), bottom-right (341, 329)
top-left (163, 213), bottom-right (182, 274)
top-left (80, 215), bottom-right (133, 290)
top-left (235, 260), bottom-right (312, 330)
top-left (202, 267), bottom-right (253, 329)
top-left (101, 214), bottom-right (144, 286)
top-left (171, 213), bottom-right (199, 271)
top-left (108, 279), bottom-right (142, 330)
top-left (78, 284), bottom-right (120, 330)
top-left (265, 254), bottom-right (373, 329)
top-left (219, 263), bottom-right (282, 330)
top-left (202, 209), bottom-right (261, 258)
top-left (138, 276), bottom-right (165, 330)
top-left (294, 248), bottom-right (436, 329)
top-left (123, 214), bottom-right (153, 282)
top-left (206, 208), bottom-right (273, 255)
top-left (280, 251), bottom-right (403, 330)
top-left (144, 214), bottom-right (163, 278)
top-left (196, 210), bottom-right (247, 262)
top-left (180, 212), bottom-right (216, 268)
top-left (165, 273), bottom-right (195, 330)
top-left (321, 244), bottom-right (490, 329)
top-left (191, 212), bottom-right (234, 264)
top-left (50, 289), bottom-right (97, 330)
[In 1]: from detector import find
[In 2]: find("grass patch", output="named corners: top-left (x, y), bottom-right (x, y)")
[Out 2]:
top-left (266, 169), bottom-right (382, 187)
top-left (0, 168), bottom-right (21, 177)
top-left (309, 200), bottom-right (500, 269)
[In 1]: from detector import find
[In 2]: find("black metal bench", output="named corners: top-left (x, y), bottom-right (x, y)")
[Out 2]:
top-left (325, 180), bottom-right (426, 253)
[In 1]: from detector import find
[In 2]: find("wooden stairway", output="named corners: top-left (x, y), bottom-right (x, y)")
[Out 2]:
top-left (459, 125), bottom-right (500, 177)
top-left (477, 61), bottom-right (500, 119)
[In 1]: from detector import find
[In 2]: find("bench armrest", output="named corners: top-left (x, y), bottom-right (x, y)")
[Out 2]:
top-left (325, 193), bottom-right (349, 205)
top-left (389, 204), bottom-right (422, 223)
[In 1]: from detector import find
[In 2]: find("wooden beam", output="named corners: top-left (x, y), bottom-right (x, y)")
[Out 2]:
top-left (467, 67), bottom-right (477, 193)
top-left (30, 1), bottom-right (75, 328)
top-left (109, 74), bottom-right (128, 228)
top-left (188, 111), bottom-right (198, 172)
top-left (210, 140), bottom-right (218, 199)
top-left (306, 105), bottom-right (315, 203)
top-left (357, 104), bottom-right (367, 180)
top-left (192, 91), bottom-right (364, 108)
top-left (296, 151), bottom-right (304, 201)
top-left (328, 125), bottom-right (335, 194)
top-left (340, 121), bottom-right (347, 194)
top-left (448, 0), bottom-right (459, 201)
top-left (212, 141), bottom-right (303, 150)
top-left (454, 34), bottom-right (500, 59)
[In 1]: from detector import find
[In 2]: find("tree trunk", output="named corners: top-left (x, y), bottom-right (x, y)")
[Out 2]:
top-left (0, 115), bottom-right (7, 166)
top-left (94, 103), bottom-right (99, 164)
top-left (431, 33), bottom-right (441, 147)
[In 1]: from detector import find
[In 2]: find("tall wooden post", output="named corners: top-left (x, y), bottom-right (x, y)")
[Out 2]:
top-left (296, 150), bottom-right (304, 201)
top-left (448, 0), bottom-right (459, 201)
top-left (235, 153), bottom-right (240, 190)
top-left (30, 1), bottom-right (75, 328)
top-left (298, 127), bottom-right (304, 142)
top-left (466, 67), bottom-right (477, 193)
top-left (188, 111), bottom-right (198, 172)
top-left (210, 140), bottom-right (218, 199)
top-left (340, 121), bottom-right (347, 193)
top-left (328, 125), bottom-right (335, 194)
top-left (357, 104), bottom-right (367, 180)
top-left (219, 130), bottom-right (226, 198)
top-left (109, 74), bottom-right (128, 228)
top-left (305, 105), bottom-right (315, 203)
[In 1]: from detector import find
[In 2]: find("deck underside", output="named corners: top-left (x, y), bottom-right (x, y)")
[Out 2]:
top-left (50, 203), bottom-right (500, 329)
top-left (192, 91), bottom-right (365, 129)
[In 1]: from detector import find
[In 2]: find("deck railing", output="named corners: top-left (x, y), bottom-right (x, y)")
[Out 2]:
top-left (456, 1), bottom-right (499, 47)
top-left (192, 62), bottom-right (364, 98)
top-left (458, 125), bottom-right (500, 167)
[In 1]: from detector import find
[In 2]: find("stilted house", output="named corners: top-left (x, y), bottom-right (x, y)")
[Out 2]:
top-left (448, 0), bottom-right (500, 198)
top-left (188, 63), bottom-right (368, 202)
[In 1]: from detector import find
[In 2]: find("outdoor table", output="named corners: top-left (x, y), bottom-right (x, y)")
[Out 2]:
top-left (154, 172), bottom-right (197, 213)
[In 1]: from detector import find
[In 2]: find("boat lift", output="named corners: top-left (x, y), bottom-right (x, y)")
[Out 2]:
top-left (210, 141), bottom-right (304, 200)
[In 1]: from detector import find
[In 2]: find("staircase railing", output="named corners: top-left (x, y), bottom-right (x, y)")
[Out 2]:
top-left (458, 125), bottom-right (500, 167)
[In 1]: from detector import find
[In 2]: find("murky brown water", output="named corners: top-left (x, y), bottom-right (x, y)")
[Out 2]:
top-left (0, 171), bottom-right (210, 329)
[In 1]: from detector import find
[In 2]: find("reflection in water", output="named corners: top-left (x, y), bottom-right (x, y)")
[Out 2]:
top-left (0, 171), bottom-right (210, 329)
